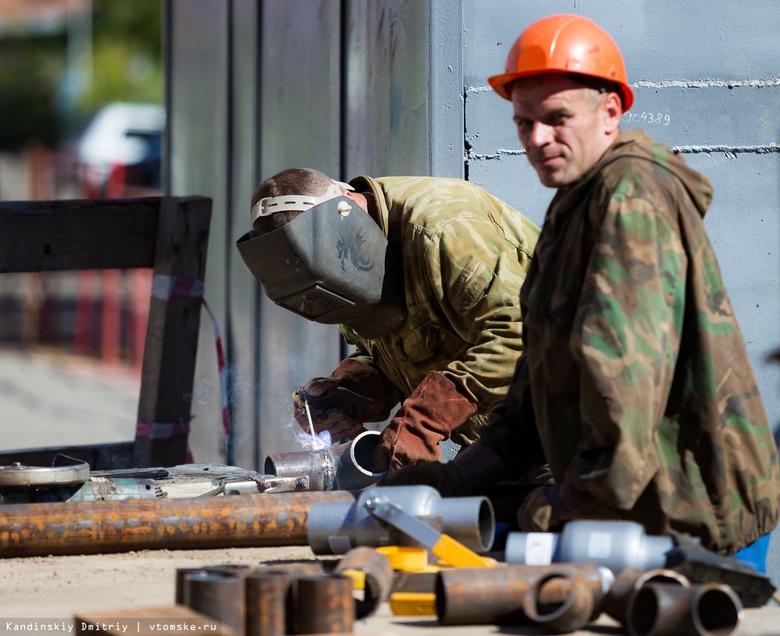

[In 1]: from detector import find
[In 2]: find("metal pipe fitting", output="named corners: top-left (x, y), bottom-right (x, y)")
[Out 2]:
top-left (254, 563), bottom-right (326, 634)
top-left (434, 563), bottom-right (610, 626)
top-left (182, 571), bottom-right (246, 636)
top-left (505, 520), bottom-right (674, 573)
top-left (627, 582), bottom-right (743, 636)
top-left (295, 574), bottom-right (355, 634)
top-left (264, 429), bottom-right (386, 491)
top-left (307, 485), bottom-right (494, 555)
top-left (435, 565), bottom-right (538, 625)
top-left (603, 566), bottom-right (690, 625)
top-left (334, 546), bottom-right (394, 619)
top-left (245, 570), bottom-right (293, 636)
top-left (521, 568), bottom-right (594, 633)
top-left (0, 490), bottom-right (355, 557)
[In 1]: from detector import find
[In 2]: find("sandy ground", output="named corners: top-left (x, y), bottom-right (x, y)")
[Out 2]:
top-left (2, 545), bottom-right (780, 635)
top-left (0, 346), bottom-right (139, 451)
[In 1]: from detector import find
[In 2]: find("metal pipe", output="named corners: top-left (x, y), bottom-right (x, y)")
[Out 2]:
top-left (307, 485), bottom-right (494, 555)
top-left (334, 546), bottom-right (394, 619)
top-left (264, 429), bottom-right (387, 491)
top-left (254, 563), bottom-right (326, 634)
top-left (295, 574), bottom-right (355, 634)
top-left (602, 566), bottom-right (690, 625)
top-left (0, 490), bottom-right (355, 557)
top-left (245, 570), bottom-right (292, 636)
top-left (521, 568), bottom-right (594, 633)
top-left (182, 571), bottom-right (246, 636)
top-left (434, 563), bottom-right (608, 626)
top-left (627, 582), bottom-right (743, 636)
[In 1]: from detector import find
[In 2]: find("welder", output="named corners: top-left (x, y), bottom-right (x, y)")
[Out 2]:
top-left (237, 168), bottom-right (540, 473)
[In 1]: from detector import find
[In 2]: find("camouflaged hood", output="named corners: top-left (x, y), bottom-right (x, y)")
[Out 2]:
top-left (600, 130), bottom-right (714, 219)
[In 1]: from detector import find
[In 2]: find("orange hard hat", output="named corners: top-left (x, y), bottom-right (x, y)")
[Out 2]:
top-left (488, 14), bottom-right (634, 112)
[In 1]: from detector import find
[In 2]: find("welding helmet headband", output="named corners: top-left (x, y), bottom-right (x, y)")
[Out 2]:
top-left (236, 196), bottom-right (406, 339)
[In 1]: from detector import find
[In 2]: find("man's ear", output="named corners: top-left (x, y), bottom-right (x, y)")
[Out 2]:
top-left (604, 92), bottom-right (623, 134)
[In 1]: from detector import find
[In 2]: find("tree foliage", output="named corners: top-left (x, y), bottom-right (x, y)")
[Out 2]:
top-left (0, 0), bottom-right (163, 151)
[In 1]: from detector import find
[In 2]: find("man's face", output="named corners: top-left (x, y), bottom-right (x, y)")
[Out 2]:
top-left (510, 75), bottom-right (618, 188)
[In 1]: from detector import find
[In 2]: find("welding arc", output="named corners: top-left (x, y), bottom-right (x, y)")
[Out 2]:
top-left (0, 490), bottom-right (355, 558)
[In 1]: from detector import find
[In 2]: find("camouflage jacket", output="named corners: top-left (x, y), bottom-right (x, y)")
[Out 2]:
top-left (339, 175), bottom-right (540, 446)
top-left (482, 130), bottom-right (780, 554)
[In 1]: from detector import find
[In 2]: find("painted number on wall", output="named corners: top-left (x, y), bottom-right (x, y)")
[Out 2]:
top-left (623, 111), bottom-right (671, 126)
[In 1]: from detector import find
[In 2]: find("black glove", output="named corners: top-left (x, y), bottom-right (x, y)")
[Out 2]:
top-left (376, 460), bottom-right (473, 497)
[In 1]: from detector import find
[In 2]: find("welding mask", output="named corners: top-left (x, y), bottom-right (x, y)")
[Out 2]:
top-left (236, 188), bottom-right (406, 339)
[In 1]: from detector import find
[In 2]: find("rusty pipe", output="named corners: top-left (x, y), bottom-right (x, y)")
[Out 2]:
top-left (245, 570), bottom-right (293, 636)
top-left (295, 574), bottom-right (355, 634)
top-left (0, 490), bottom-right (355, 557)
top-left (627, 582), bottom-right (743, 636)
top-left (521, 568), bottom-right (594, 633)
top-left (334, 546), bottom-right (394, 620)
top-left (435, 563), bottom-right (610, 626)
top-left (254, 563), bottom-right (327, 634)
top-left (602, 566), bottom-right (690, 625)
top-left (182, 571), bottom-right (246, 636)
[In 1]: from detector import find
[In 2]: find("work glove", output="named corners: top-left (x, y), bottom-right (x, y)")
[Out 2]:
top-left (292, 358), bottom-right (388, 442)
top-left (372, 372), bottom-right (477, 473)
top-left (517, 482), bottom-right (620, 532)
top-left (376, 439), bottom-right (510, 497)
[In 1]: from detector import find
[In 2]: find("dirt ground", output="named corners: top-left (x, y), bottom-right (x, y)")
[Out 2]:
top-left (2, 545), bottom-right (780, 636)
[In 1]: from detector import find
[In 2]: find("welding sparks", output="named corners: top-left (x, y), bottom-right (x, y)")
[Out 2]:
top-left (303, 397), bottom-right (329, 450)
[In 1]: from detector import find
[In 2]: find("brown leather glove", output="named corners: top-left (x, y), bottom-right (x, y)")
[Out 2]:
top-left (517, 483), bottom-right (620, 532)
top-left (292, 358), bottom-right (388, 442)
top-left (372, 371), bottom-right (477, 473)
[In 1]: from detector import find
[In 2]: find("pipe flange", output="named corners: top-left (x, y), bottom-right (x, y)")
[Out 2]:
top-left (0, 459), bottom-right (89, 488)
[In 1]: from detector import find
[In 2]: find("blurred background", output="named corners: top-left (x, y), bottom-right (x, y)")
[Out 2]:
top-left (0, 0), bottom-right (163, 450)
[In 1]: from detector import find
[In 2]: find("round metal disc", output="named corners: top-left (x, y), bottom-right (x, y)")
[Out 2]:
top-left (0, 461), bottom-right (90, 487)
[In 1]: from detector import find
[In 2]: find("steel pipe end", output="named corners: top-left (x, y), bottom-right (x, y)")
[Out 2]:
top-left (522, 569), bottom-right (594, 634)
top-left (331, 429), bottom-right (388, 490)
top-left (627, 582), bottom-right (743, 636)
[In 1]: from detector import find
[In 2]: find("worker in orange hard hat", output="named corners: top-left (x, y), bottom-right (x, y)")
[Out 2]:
top-left (380, 14), bottom-right (780, 574)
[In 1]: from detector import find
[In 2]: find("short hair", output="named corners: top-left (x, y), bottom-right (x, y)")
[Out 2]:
top-left (565, 73), bottom-right (623, 110)
top-left (250, 168), bottom-right (333, 235)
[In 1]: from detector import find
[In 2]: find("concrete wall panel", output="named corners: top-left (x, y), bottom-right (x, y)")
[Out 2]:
top-left (344, 0), bottom-right (429, 178)
top-left (256, 0), bottom-right (345, 461)
top-left (227, 0), bottom-right (261, 469)
top-left (465, 1), bottom-right (780, 85)
top-left (168, 0), bottom-right (229, 464)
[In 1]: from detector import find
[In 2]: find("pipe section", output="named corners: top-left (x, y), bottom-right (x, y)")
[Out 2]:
top-left (295, 574), bottom-right (355, 634)
top-left (434, 563), bottom-right (608, 627)
top-left (603, 566), bottom-right (690, 625)
top-left (182, 571), bottom-right (246, 636)
top-left (307, 485), bottom-right (494, 555)
top-left (334, 546), bottom-right (394, 619)
top-left (627, 582), bottom-right (743, 636)
top-left (521, 569), bottom-right (594, 633)
top-left (245, 570), bottom-right (292, 636)
top-left (264, 429), bottom-right (386, 491)
top-left (0, 490), bottom-right (355, 557)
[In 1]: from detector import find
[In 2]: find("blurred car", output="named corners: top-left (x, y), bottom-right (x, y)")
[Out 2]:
top-left (77, 102), bottom-right (165, 197)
